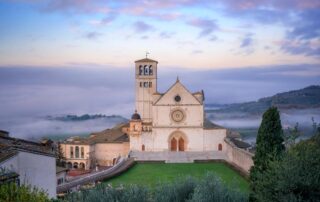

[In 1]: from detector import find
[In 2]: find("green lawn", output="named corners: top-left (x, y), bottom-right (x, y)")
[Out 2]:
top-left (104, 163), bottom-right (249, 192)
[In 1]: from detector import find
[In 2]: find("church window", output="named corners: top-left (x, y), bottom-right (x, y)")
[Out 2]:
top-left (144, 65), bottom-right (149, 75)
top-left (70, 146), bottom-right (74, 158)
top-left (149, 65), bottom-right (153, 75)
top-left (75, 146), bottom-right (79, 158)
top-left (144, 82), bottom-right (149, 87)
top-left (142, 144), bottom-right (145, 151)
top-left (139, 65), bottom-right (143, 75)
top-left (81, 147), bottom-right (84, 158)
top-left (218, 144), bottom-right (222, 151)
top-left (149, 82), bottom-right (152, 87)
top-left (140, 82), bottom-right (143, 87)
top-left (174, 95), bottom-right (181, 102)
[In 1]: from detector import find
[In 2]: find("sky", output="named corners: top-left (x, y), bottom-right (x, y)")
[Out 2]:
top-left (0, 0), bottom-right (320, 138)
top-left (0, 0), bottom-right (319, 68)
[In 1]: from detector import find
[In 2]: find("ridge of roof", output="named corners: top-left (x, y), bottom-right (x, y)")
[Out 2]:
top-left (135, 58), bottom-right (158, 63)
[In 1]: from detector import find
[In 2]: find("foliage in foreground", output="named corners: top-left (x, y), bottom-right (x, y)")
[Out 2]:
top-left (253, 129), bottom-right (320, 202)
top-left (0, 182), bottom-right (49, 202)
top-left (58, 173), bottom-right (248, 202)
top-left (250, 107), bottom-right (285, 201)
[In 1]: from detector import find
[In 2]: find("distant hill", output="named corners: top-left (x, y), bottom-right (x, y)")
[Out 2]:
top-left (45, 114), bottom-right (128, 122)
top-left (206, 85), bottom-right (320, 115)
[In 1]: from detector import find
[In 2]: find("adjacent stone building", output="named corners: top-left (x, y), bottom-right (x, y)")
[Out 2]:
top-left (0, 132), bottom-right (57, 198)
top-left (60, 123), bottom-right (129, 169)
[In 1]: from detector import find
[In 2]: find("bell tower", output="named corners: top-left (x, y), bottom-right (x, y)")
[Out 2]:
top-left (134, 57), bottom-right (158, 123)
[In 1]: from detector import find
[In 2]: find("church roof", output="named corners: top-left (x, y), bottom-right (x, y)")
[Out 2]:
top-left (203, 118), bottom-right (225, 129)
top-left (135, 58), bottom-right (158, 63)
top-left (63, 123), bottom-right (130, 145)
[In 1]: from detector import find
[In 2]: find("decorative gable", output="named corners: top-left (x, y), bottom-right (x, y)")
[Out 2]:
top-left (154, 80), bottom-right (202, 105)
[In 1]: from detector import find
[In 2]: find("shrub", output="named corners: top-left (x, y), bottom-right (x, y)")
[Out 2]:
top-left (0, 182), bottom-right (49, 202)
top-left (153, 176), bottom-right (196, 202)
top-left (190, 173), bottom-right (248, 202)
top-left (61, 184), bottom-right (149, 202)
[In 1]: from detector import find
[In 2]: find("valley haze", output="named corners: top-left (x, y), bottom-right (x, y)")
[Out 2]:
top-left (0, 65), bottom-right (319, 140)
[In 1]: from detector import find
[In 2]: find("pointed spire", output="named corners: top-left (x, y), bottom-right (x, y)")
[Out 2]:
top-left (176, 76), bottom-right (180, 83)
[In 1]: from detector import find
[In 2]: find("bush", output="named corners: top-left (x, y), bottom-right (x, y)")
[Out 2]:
top-left (0, 182), bottom-right (49, 202)
top-left (190, 173), bottom-right (248, 202)
top-left (153, 176), bottom-right (196, 202)
top-left (61, 184), bottom-right (149, 202)
top-left (60, 173), bottom-right (248, 202)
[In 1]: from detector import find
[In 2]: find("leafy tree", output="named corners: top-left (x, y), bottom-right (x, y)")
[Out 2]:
top-left (250, 107), bottom-right (285, 201)
top-left (284, 122), bottom-right (300, 148)
top-left (253, 127), bottom-right (320, 202)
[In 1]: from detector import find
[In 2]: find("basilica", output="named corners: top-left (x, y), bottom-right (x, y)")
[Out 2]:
top-left (128, 58), bottom-right (227, 152)
top-left (60, 58), bottom-right (252, 171)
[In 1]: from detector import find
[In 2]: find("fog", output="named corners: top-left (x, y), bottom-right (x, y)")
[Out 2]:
top-left (0, 64), bottom-right (319, 139)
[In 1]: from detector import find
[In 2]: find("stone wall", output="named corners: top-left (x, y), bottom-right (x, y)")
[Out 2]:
top-left (225, 138), bottom-right (254, 174)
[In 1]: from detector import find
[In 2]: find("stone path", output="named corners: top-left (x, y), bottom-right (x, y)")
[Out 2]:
top-left (57, 157), bottom-right (135, 193)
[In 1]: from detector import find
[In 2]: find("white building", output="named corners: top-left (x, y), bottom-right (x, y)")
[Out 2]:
top-left (129, 58), bottom-right (227, 152)
top-left (0, 134), bottom-right (57, 199)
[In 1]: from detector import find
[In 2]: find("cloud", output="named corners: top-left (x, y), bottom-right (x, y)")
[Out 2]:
top-left (187, 18), bottom-right (219, 38)
top-left (40, 0), bottom-right (110, 14)
top-left (159, 31), bottom-right (175, 39)
top-left (89, 14), bottom-right (117, 26)
top-left (83, 31), bottom-right (103, 40)
top-left (133, 21), bottom-right (155, 33)
top-left (286, 9), bottom-right (320, 41)
top-left (280, 40), bottom-right (320, 57)
top-left (240, 33), bottom-right (253, 48)
top-left (192, 50), bottom-right (203, 54)
top-left (238, 33), bottom-right (255, 54)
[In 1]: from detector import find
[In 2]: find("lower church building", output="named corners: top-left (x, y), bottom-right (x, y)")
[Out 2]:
top-left (61, 58), bottom-right (249, 170)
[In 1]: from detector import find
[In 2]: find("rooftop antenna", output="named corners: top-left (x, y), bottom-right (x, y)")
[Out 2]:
top-left (146, 51), bottom-right (150, 58)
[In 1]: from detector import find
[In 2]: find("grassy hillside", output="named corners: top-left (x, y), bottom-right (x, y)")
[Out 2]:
top-left (207, 85), bottom-right (320, 115)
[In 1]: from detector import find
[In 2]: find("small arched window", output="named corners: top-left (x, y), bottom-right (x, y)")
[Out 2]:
top-left (75, 146), bottom-right (79, 158)
top-left (81, 147), bottom-right (84, 158)
top-left (139, 65), bottom-right (143, 75)
top-left (149, 82), bottom-right (152, 88)
top-left (218, 144), bottom-right (222, 151)
top-left (144, 65), bottom-right (149, 75)
top-left (149, 65), bottom-right (153, 75)
top-left (142, 144), bottom-right (145, 151)
top-left (70, 146), bottom-right (74, 158)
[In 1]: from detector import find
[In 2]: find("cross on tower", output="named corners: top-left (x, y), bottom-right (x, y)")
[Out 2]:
top-left (146, 51), bottom-right (150, 58)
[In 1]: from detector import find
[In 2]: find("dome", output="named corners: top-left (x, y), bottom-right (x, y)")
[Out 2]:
top-left (131, 111), bottom-right (141, 120)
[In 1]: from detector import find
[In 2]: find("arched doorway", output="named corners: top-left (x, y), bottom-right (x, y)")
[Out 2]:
top-left (218, 144), bottom-right (222, 151)
top-left (67, 162), bottom-right (72, 169)
top-left (178, 138), bottom-right (185, 151)
top-left (73, 162), bottom-right (78, 169)
top-left (79, 162), bottom-right (85, 170)
top-left (171, 138), bottom-right (177, 151)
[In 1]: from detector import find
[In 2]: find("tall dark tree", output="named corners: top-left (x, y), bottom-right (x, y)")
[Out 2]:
top-left (56, 142), bottom-right (66, 167)
top-left (253, 128), bottom-right (320, 201)
top-left (250, 106), bottom-right (285, 201)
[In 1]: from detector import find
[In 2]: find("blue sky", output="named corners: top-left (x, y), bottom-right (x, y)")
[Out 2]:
top-left (0, 0), bottom-right (319, 68)
top-left (0, 0), bottom-right (319, 138)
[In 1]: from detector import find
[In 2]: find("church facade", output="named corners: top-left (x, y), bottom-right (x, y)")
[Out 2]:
top-left (128, 58), bottom-right (227, 152)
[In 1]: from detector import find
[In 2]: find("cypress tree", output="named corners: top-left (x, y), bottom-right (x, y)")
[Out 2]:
top-left (250, 106), bottom-right (285, 201)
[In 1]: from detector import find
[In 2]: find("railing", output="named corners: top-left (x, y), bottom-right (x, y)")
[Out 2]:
top-left (57, 157), bottom-right (135, 193)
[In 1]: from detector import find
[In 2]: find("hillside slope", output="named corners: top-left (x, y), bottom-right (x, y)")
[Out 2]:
top-left (207, 85), bottom-right (320, 115)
